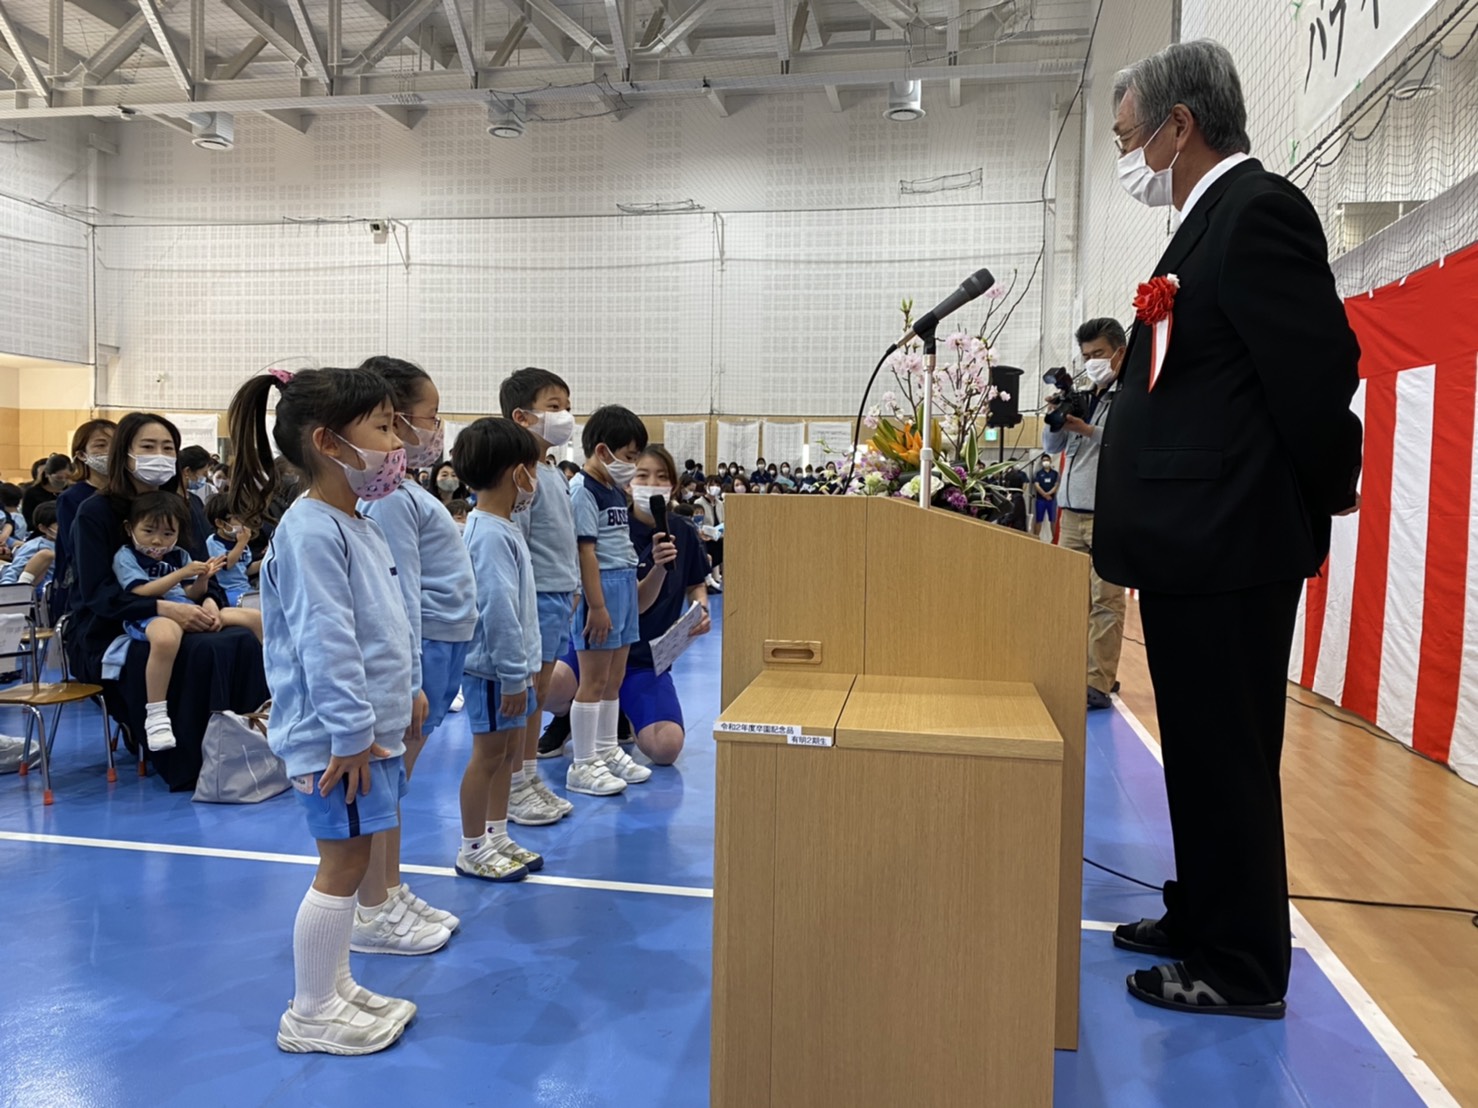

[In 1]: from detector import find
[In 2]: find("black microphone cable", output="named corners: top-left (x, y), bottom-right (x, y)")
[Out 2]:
top-left (842, 344), bottom-right (899, 493)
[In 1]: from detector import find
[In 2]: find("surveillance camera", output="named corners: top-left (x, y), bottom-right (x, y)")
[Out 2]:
top-left (369, 220), bottom-right (390, 245)
top-left (369, 221), bottom-right (387, 234)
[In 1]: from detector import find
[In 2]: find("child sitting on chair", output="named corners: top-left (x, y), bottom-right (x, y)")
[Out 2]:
top-left (204, 493), bottom-right (257, 608)
top-left (0, 501), bottom-right (58, 589)
top-left (112, 492), bottom-right (257, 751)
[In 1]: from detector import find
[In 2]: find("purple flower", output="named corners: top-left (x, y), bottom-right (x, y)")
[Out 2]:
top-left (953, 465), bottom-right (967, 479)
top-left (945, 488), bottom-right (969, 511)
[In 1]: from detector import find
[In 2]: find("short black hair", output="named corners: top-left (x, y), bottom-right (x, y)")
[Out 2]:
top-left (203, 492), bottom-right (235, 526)
top-left (1075, 317), bottom-right (1127, 350)
top-left (451, 417), bottom-right (540, 492)
top-left (178, 445), bottom-right (212, 472)
top-left (127, 490), bottom-right (193, 539)
top-left (0, 483), bottom-right (21, 508)
top-left (581, 405), bottom-right (647, 459)
top-left (499, 367), bottom-right (571, 420)
top-left (557, 461), bottom-right (581, 479)
top-left (447, 498), bottom-right (470, 516)
top-left (33, 501), bottom-right (58, 530)
top-left (360, 355), bottom-right (433, 411)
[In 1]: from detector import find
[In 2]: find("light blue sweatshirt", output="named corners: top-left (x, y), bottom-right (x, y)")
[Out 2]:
top-left (516, 460), bottom-right (580, 593)
top-left (206, 532), bottom-right (253, 597)
top-left (463, 509), bottom-right (541, 688)
top-left (260, 497), bottom-right (418, 777)
top-left (361, 481), bottom-right (478, 655)
top-left (0, 535), bottom-right (53, 586)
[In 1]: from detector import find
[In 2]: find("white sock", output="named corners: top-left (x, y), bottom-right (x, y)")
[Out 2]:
top-left (523, 759), bottom-right (539, 783)
top-left (461, 835), bottom-right (483, 854)
top-left (355, 895), bottom-right (388, 922)
top-left (595, 698), bottom-right (620, 759)
top-left (571, 700), bottom-right (601, 765)
top-left (292, 886), bottom-right (355, 1018)
top-left (17, 570), bottom-right (34, 585)
top-left (511, 761), bottom-right (528, 789)
top-left (484, 819), bottom-right (511, 850)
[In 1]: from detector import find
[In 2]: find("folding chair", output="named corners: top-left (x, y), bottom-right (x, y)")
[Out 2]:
top-left (0, 583), bottom-right (113, 805)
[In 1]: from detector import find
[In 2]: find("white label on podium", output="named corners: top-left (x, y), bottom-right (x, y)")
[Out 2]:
top-left (787, 733), bottom-right (834, 748)
top-left (716, 721), bottom-right (800, 736)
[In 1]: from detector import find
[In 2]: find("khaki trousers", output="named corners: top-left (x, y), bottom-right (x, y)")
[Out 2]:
top-left (1058, 509), bottom-right (1126, 694)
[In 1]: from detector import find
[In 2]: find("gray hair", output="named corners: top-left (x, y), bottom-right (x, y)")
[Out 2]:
top-left (1113, 39), bottom-right (1251, 157)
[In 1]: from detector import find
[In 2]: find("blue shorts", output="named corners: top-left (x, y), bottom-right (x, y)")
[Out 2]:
top-left (1034, 497), bottom-right (1057, 522)
top-left (463, 675), bottom-right (538, 734)
top-left (571, 567), bottom-right (641, 652)
top-left (560, 651), bottom-right (684, 734)
top-left (225, 588), bottom-right (248, 608)
top-left (420, 638), bottom-right (471, 734)
top-left (537, 591), bottom-right (575, 663)
top-left (291, 756), bottom-right (407, 841)
top-left (124, 616), bottom-right (163, 642)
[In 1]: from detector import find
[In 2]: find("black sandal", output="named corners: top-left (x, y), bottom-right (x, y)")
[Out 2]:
top-left (1127, 962), bottom-right (1286, 1020)
top-left (1112, 918), bottom-right (1183, 958)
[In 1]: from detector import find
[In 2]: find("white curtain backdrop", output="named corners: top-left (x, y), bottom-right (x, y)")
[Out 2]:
top-left (716, 420), bottom-right (760, 470)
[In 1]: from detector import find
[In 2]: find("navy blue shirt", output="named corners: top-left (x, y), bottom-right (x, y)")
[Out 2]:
top-left (1035, 468), bottom-right (1060, 497)
top-left (628, 513), bottom-right (709, 671)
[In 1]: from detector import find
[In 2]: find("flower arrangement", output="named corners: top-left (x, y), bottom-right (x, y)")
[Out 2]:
top-left (848, 281), bottom-right (1021, 519)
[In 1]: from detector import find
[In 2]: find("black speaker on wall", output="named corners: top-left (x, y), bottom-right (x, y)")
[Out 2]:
top-left (986, 365), bottom-right (1023, 428)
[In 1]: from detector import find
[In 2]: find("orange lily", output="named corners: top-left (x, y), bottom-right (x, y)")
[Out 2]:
top-left (896, 424), bottom-right (922, 467)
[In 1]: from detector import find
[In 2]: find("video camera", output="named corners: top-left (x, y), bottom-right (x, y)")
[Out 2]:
top-left (1041, 366), bottom-right (1091, 433)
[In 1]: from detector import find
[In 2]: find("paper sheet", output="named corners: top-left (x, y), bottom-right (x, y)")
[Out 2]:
top-left (648, 601), bottom-right (706, 676)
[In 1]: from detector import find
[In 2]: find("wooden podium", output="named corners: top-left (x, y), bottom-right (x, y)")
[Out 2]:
top-left (713, 496), bottom-right (1089, 1106)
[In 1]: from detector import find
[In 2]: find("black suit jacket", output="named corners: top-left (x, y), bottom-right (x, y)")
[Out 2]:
top-left (1094, 160), bottom-right (1363, 594)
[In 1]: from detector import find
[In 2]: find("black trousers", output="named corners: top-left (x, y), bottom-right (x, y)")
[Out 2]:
top-left (1138, 578), bottom-right (1302, 1004)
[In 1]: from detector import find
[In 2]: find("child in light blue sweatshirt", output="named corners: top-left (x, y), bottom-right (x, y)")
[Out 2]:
top-left (357, 355), bottom-right (475, 933)
top-left (227, 364), bottom-right (440, 1059)
top-left (450, 417), bottom-right (545, 883)
top-left (0, 500), bottom-right (57, 589)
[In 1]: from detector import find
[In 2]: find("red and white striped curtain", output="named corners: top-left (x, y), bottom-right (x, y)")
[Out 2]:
top-left (1291, 242), bottom-right (1478, 784)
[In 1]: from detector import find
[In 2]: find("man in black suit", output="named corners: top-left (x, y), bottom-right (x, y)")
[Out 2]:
top-left (1094, 40), bottom-right (1363, 1020)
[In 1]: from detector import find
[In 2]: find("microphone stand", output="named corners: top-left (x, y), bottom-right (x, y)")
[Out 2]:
top-left (917, 333), bottom-right (937, 511)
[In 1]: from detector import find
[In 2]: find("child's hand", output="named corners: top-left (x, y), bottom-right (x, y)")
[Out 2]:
top-left (500, 687), bottom-right (527, 719)
top-left (651, 534), bottom-right (678, 567)
top-left (181, 559), bottom-right (213, 579)
top-left (205, 556), bottom-right (228, 578)
top-left (405, 690), bottom-right (429, 744)
top-left (584, 604), bottom-right (612, 646)
top-left (319, 743), bottom-right (393, 797)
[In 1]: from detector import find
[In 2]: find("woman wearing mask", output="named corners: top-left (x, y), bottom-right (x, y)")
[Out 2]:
top-left (431, 461), bottom-right (466, 507)
top-left (178, 446), bottom-right (214, 506)
top-left (52, 419), bottom-right (117, 622)
top-left (776, 463), bottom-right (797, 490)
top-left (67, 412), bottom-right (267, 789)
top-left (23, 454), bottom-right (71, 531)
top-left (693, 493), bottom-right (724, 594)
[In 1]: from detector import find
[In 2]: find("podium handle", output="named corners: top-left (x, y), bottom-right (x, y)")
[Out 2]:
top-left (763, 640), bottom-right (822, 666)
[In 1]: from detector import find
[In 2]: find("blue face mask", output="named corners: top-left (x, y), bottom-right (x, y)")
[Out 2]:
top-left (190, 476), bottom-right (207, 491)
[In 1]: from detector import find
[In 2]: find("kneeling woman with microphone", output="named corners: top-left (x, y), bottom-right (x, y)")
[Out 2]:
top-left (541, 445), bottom-right (710, 766)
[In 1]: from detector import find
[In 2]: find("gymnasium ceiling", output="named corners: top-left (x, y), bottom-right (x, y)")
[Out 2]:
top-left (0, 0), bottom-right (1091, 129)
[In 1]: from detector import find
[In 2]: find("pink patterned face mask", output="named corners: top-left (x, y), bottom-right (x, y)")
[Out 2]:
top-left (331, 433), bottom-right (407, 502)
top-left (397, 414), bottom-right (444, 470)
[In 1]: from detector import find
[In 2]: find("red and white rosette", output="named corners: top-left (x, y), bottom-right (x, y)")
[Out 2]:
top-left (1133, 273), bottom-right (1179, 391)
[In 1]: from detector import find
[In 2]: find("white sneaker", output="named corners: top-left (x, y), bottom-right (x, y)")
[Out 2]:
top-left (455, 844), bottom-right (529, 883)
top-left (567, 759), bottom-right (627, 796)
top-left (508, 780), bottom-right (562, 826)
top-left (277, 999), bottom-right (404, 1056)
top-left (705, 575), bottom-right (723, 593)
top-left (145, 718), bottom-right (177, 752)
top-left (450, 689), bottom-right (465, 713)
top-left (341, 982), bottom-right (417, 1028)
top-left (603, 745), bottom-right (653, 784)
top-left (498, 838), bottom-right (544, 873)
top-left (529, 774), bottom-right (573, 817)
top-left (393, 882), bottom-right (459, 934)
top-left (350, 897), bottom-right (453, 956)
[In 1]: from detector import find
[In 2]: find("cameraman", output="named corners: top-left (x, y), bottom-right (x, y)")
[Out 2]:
top-left (1044, 317), bottom-right (1128, 711)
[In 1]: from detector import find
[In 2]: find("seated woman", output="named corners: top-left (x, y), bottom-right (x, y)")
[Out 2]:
top-left (66, 412), bottom-right (268, 790)
top-left (53, 418), bottom-right (117, 622)
top-left (542, 446), bottom-right (711, 766)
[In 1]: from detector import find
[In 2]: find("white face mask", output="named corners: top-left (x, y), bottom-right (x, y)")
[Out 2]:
top-left (1084, 357), bottom-right (1118, 387)
top-left (598, 448), bottom-right (637, 488)
top-left (513, 465), bottom-right (538, 514)
top-left (630, 484), bottom-right (672, 508)
top-left (1116, 118), bottom-right (1177, 208)
top-left (132, 453), bottom-right (178, 488)
top-left (525, 409), bottom-right (577, 448)
top-left (84, 453), bottom-right (109, 476)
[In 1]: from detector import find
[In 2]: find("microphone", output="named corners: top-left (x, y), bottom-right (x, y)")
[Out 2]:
top-left (895, 268), bottom-right (995, 348)
top-left (649, 495), bottom-right (668, 541)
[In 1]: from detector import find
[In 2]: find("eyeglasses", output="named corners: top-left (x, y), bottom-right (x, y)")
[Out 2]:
top-left (397, 412), bottom-right (443, 430)
top-left (1112, 121), bottom-right (1151, 156)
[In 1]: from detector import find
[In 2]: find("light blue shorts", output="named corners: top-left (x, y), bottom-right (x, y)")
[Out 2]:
top-left (124, 616), bottom-right (163, 642)
top-left (291, 756), bottom-right (407, 841)
top-left (463, 675), bottom-right (538, 734)
top-left (571, 568), bottom-right (640, 652)
top-left (421, 638), bottom-right (471, 734)
top-left (537, 591), bottom-right (575, 663)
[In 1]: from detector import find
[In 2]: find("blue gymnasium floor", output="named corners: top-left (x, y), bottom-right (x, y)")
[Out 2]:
top-left (0, 599), bottom-right (1439, 1108)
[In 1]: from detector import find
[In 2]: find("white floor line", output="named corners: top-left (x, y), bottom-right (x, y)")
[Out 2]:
top-left (1109, 695), bottom-right (1457, 1108)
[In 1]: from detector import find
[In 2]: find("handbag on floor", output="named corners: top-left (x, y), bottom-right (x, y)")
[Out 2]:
top-left (192, 702), bottom-right (289, 804)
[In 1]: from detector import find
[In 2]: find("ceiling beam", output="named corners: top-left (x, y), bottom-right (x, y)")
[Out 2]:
top-left (443, 0), bottom-right (478, 77)
top-left (824, 83), bottom-right (842, 111)
top-left (72, 11), bottom-right (150, 83)
top-left (345, 0), bottom-right (440, 75)
top-left (0, 1), bottom-right (49, 96)
top-left (523, 0), bottom-right (606, 56)
top-left (370, 102), bottom-right (425, 129)
top-left (604, 0), bottom-right (628, 73)
top-left (214, 36), bottom-right (267, 80)
top-left (490, 16), bottom-right (525, 66)
top-left (946, 0), bottom-right (959, 106)
top-left (189, 0), bottom-right (205, 78)
top-left (704, 85), bottom-right (727, 116)
top-left (284, 0), bottom-right (332, 85)
top-left (637, 0), bottom-right (721, 55)
top-left (328, 0), bottom-right (341, 73)
top-left (851, 0), bottom-right (907, 34)
top-left (771, 0), bottom-right (790, 67)
top-left (494, 0), bottom-right (570, 63)
top-left (356, 0), bottom-right (454, 68)
top-left (260, 108), bottom-right (309, 133)
top-left (138, 0), bottom-right (192, 92)
top-left (638, 6), bottom-right (664, 48)
top-left (48, 0), bottom-right (63, 78)
top-left (223, 0), bottom-right (306, 71)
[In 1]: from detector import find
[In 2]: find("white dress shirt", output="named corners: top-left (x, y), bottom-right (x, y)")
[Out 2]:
top-left (1178, 152), bottom-right (1252, 221)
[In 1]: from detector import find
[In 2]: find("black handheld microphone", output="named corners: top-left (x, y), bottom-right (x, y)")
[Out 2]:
top-left (895, 267), bottom-right (995, 348)
top-left (649, 495), bottom-right (668, 542)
